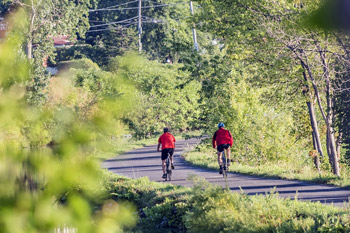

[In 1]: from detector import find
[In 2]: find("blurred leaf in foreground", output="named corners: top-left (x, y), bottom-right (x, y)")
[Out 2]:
top-left (0, 10), bottom-right (136, 233)
top-left (308, 0), bottom-right (350, 31)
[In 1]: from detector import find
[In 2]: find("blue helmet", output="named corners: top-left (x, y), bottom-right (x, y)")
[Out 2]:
top-left (218, 123), bottom-right (225, 128)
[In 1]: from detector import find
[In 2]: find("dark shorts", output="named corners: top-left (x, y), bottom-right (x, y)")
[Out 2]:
top-left (217, 144), bottom-right (230, 153)
top-left (161, 148), bottom-right (174, 160)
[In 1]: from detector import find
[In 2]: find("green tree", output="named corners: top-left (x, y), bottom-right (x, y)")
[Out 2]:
top-left (63, 0), bottom-right (203, 66)
top-left (109, 53), bottom-right (201, 138)
top-left (192, 0), bottom-right (350, 176)
top-left (0, 12), bottom-right (138, 232)
top-left (4, 0), bottom-right (93, 105)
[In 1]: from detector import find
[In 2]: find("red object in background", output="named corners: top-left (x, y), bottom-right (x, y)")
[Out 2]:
top-left (52, 35), bottom-right (73, 47)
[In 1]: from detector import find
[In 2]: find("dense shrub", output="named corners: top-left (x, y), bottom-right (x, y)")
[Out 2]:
top-left (102, 172), bottom-right (350, 233)
top-left (204, 75), bottom-right (306, 164)
top-left (0, 21), bottom-right (137, 232)
top-left (109, 54), bottom-right (201, 138)
top-left (184, 179), bottom-right (350, 233)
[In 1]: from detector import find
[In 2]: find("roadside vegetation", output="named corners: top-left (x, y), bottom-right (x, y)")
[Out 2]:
top-left (184, 140), bottom-right (350, 188)
top-left (102, 172), bottom-right (350, 233)
top-left (1, 0), bottom-right (350, 232)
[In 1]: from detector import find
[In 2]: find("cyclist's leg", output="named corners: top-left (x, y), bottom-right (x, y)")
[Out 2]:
top-left (217, 151), bottom-right (222, 166)
top-left (169, 148), bottom-right (175, 169)
top-left (162, 159), bottom-right (166, 174)
top-left (226, 147), bottom-right (231, 166)
top-left (217, 145), bottom-right (224, 174)
top-left (161, 149), bottom-right (168, 178)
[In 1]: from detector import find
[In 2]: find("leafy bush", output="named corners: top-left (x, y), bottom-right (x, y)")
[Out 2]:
top-left (102, 172), bottom-right (350, 233)
top-left (206, 76), bottom-right (305, 163)
top-left (102, 173), bottom-right (191, 233)
top-left (0, 15), bottom-right (137, 233)
top-left (109, 53), bottom-right (201, 138)
top-left (184, 178), bottom-right (350, 233)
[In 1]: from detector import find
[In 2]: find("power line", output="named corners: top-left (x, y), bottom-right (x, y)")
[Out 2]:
top-left (89, 0), bottom-right (139, 12)
top-left (89, 0), bottom-right (163, 12)
top-left (87, 23), bottom-right (138, 33)
top-left (89, 16), bottom-right (138, 28)
top-left (89, 2), bottom-right (186, 12)
top-left (87, 20), bottom-right (171, 33)
top-left (146, 0), bottom-right (163, 5)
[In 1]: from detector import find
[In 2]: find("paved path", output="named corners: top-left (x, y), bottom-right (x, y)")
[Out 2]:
top-left (102, 138), bottom-right (350, 207)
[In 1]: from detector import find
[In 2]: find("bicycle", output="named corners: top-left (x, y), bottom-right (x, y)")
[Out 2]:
top-left (164, 153), bottom-right (172, 181)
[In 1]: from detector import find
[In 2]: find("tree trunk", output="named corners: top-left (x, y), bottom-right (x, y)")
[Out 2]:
top-left (301, 68), bottom-right (324, 158)
top-left (325, 82), bottom-right (340, 175)
top-left (26, 40), bottom-right (33, 59)
top-left (327, 127), bottom-right (340, 175)
top-left (336, 133), bottom-right (342, 159)
top-left (306, 98), bottom-right (324, 158)
top-left (326, 107), bottom-right (340, 176)
top-left (26, 4), bottom-right (36, 60)
top-left (316, 36), bottom-right (340, 176)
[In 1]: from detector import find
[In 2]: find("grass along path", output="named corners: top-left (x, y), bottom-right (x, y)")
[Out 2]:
top-left (183, 146), bottom-right (350, 188)
top-left (103, 138), bottom-right (350, 207)
top-left (93, 131), bottom-right (200, 161)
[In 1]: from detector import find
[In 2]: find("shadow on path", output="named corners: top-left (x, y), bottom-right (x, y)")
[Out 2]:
top-left (102, 138), bottom-right (350, 208)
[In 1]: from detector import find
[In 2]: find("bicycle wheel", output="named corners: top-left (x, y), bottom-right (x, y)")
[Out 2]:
top-left (166, 157), bottom-right (172, 181)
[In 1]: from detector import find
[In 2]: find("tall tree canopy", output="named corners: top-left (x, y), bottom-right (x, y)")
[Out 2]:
top-left (57, 0), bottom-right (207, 66)
top-left (3, 0), bottom-right (93, 104)
top-left (193, 0), bottom-right (350, 175)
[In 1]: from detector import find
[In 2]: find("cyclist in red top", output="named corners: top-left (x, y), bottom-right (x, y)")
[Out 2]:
top-left (212, 123), bottom-right (233, 174)
top-left (157, 127), bottom-right (176, 179)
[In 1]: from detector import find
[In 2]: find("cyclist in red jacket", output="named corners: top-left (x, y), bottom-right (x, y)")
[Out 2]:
top-left (157, 127), bottom-right (176, 179)
top-left (212, 123), bottom-right (233, 174)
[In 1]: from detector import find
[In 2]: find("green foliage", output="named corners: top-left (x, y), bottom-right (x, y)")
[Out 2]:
top-left (4, 0), bottom-right (93, 105)
top-left (227, 79), bottom-right (300, 162)
top-left (103, 173), bottom-right (350, 233)
top-left (196, 57), bottom-right (304, 163)
top-left (337, 87), bottom-right (350, 163)
top-left (191, 0), bottom-right (350, 176)
top-left (307, 0), bottom-right (350, 31)
top-left (57, 27), bottom-right (138, 67)
top-left (141, 198), bottom-right (188, 233)
top-left (0, 13), bottom-right (29, 89)
top-left (184, 179), bottom-right (350, 233)
top-left (0, 17), bottom-right (138, 233)
top-left (102, 173), bottom-right (190, 232)
top-left (109, 53), bottom-right (201, 138)
top-left (86, 0), bottom-right (196, 63)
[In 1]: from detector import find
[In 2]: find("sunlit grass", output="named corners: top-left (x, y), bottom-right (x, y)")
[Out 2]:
top-left (92, 132), bottom-right (192, 161)
top-left (183, 148), bottom-right (350, 187)
top-left (103, 171), bottom-right (350, 233)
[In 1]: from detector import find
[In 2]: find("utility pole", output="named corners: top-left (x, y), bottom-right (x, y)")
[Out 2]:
top-left (189, 1), bottom-right (199, 52)
top-left (138, 0), bottom-right (142, 52)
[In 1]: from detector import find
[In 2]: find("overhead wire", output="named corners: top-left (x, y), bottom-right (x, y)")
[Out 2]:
top-left (89, 16), bottom-right (138, 28)
top-left (89, 2), bottom-right (187, 12)
top-left (87, 22), bottom-right (139, 33)
top-left (89, 0), bottom-right (139, 12)
top-left (87, 1), bottom-right (189, 33)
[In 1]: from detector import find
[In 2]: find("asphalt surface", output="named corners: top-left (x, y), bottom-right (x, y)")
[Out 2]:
top-left (102, 138), bottom-right (350, 208)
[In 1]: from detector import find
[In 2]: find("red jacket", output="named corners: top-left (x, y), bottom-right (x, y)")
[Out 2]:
top-left (158, 133), bottom-right (176, 150)
top-left (212, 128), bottom-right (233, 148)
